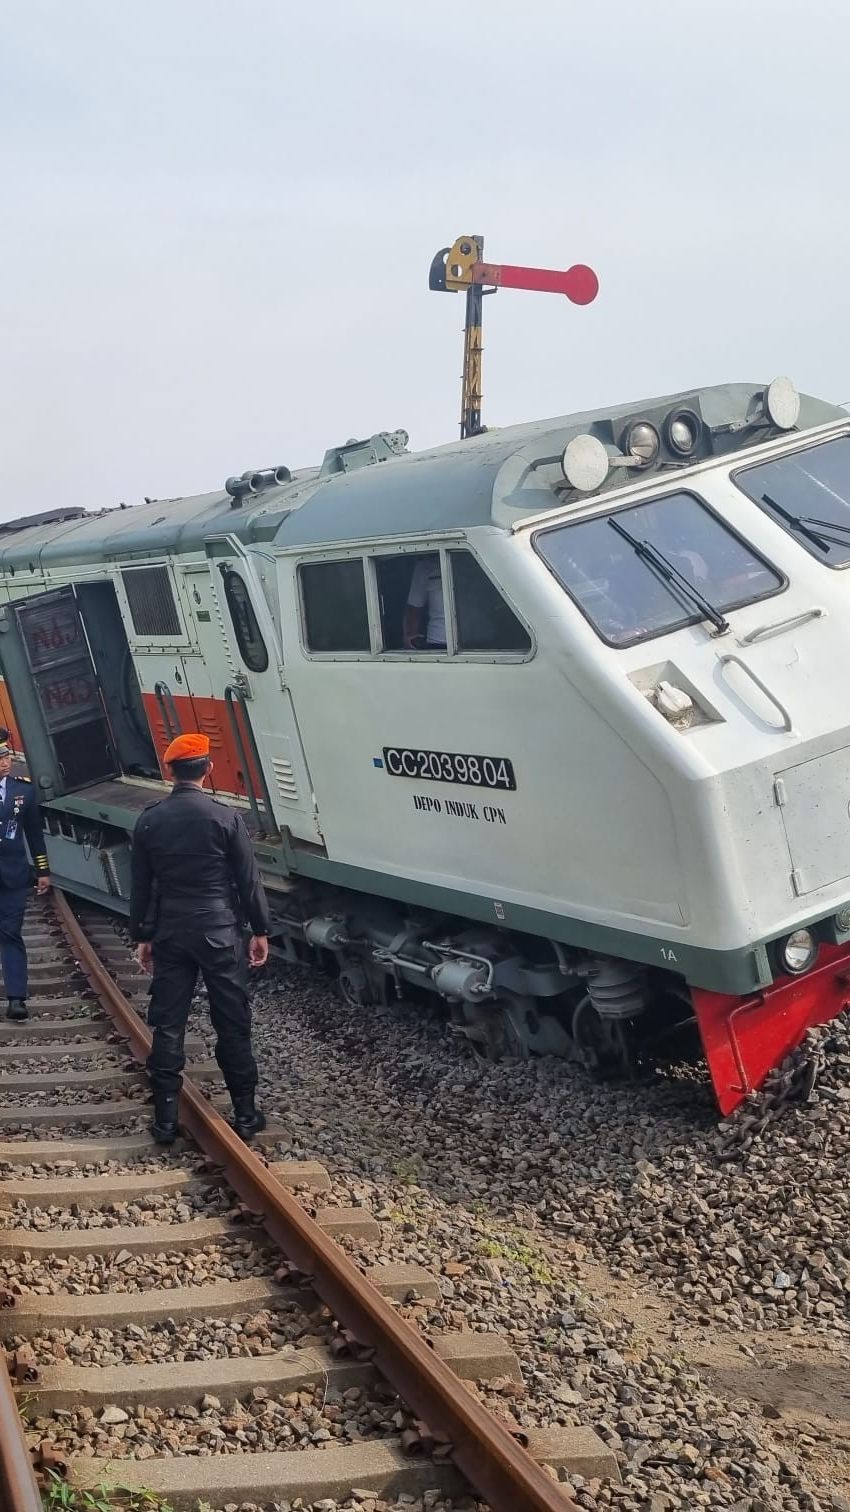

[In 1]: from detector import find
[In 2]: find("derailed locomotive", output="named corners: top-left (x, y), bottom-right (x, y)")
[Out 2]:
top-left (1, 378), bottom-right (849, 1112)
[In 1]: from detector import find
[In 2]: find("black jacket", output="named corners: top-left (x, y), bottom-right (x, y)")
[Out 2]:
top-left (0, 777), bottom-right (49, 891)
top-left (129, 784), bottom-right (270, 942)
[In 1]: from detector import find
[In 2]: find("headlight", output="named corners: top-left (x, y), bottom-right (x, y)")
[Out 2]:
top-left (622, 420), bottom-right (660, 468)
top-left (778, 928), bottom-right (818, 975)
top-left (665, 407), bottom-right (702, 457)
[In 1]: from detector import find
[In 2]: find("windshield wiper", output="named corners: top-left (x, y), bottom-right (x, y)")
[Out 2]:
top-left (608, 517), bottom-right (730, 635)
top-left (761, 494), bottom-right (850, 554)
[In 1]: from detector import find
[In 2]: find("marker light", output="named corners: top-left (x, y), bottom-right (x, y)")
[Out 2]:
top-left (765, 377), bottom-right (801, 431)
top-left (665, 407), bottom-right (702, 457)
top-left (835, 906), bottom-right (850, 933)
top-left (778, 928), bottom-right (817, 975)
top-left (561, 434), bottom-right (610, 493)
top-left (622, 420), bottom-right (660, 468)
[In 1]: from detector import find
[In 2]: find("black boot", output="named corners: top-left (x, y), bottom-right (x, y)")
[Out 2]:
top-left (151, 1092), bottom-right (179, 1145)
top-left (231, 1091), bottom-right (266, 1141)
top-left (6, 999), bottom-right (28, 1022)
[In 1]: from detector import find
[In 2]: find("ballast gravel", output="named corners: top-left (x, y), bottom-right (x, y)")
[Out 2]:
top-left (0, 1083), bottom-right (146, 1107)
top-left (0, 1236), bottom-right (274, 1295)
top-left (185, 962), bottom-right (850, 1512)
top-left (0, 1186), bottom-right (234, 1230)
top-left (0, 1150), bottom-right (209, 1179)
top-left (29, 1380), bottom-right (417, 1462)
top-left (0, 1052), bottom-right (129, 1073)
top-left (15, 1303), bottom-right (328, 1366)
top-left (0, 1115), bottom-right (152, 1140)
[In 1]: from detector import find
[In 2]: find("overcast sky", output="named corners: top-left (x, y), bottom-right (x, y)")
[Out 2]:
top-left (1, 0), bottom-right (847, 521)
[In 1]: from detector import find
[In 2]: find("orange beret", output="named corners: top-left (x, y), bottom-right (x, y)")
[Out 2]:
top-left (163, 733), bottom-right (210, 764)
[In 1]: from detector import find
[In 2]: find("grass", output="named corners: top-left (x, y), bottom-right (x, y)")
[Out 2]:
top-left (42, 1475), bottom-right (174, 1512)
top-left (391, 1154), bottom-right (424, 1185)
top-left (476, 1232), bottom-right (558, 1286)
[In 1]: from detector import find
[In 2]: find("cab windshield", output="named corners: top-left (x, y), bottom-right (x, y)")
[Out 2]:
top-left (735, 436), bottom-right (850, 567)
top-left (534, 491), bottom-right (784, 647)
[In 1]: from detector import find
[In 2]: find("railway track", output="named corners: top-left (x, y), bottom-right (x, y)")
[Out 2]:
top-left (0, 892), bottom-right (613, 1512)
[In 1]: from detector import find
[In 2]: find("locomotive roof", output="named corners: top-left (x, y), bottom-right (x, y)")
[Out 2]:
top-left (0, 382), bottom-right (843, 572)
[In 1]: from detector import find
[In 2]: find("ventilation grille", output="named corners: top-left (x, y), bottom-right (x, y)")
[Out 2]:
top-left (272, 756), bottom-right (298, 803)
top-left (122, 567), bottom-right (181, 637)
top-left (196, 713), bottom-right (225, 752)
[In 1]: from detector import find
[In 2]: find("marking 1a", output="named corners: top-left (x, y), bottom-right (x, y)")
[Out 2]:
top-left (660, 946), bottom-right (677, 962)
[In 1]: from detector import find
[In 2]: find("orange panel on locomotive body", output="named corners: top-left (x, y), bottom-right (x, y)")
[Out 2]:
top-left (3, 385), bottom-right (850, 1114)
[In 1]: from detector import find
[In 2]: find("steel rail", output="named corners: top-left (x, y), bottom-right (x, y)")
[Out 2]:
top-left (52, 889), bottom-right (579, 1512)
top-left (0, 1349), bottom-right (42, 1512)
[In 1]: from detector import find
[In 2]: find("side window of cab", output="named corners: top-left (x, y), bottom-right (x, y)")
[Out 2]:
top-left (376, 553), bottom-right (446, 651)
top-left (448, 550), bottom-right (531, 653)
top-left (299, 559), bottom-right (371, 652)
top-left (375, 549), bottom-right (531, 656)
top-left (298, 547), bottom-right (532, 659)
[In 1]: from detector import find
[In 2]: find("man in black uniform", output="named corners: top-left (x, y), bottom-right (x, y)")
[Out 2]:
top-left (129, 732), bottom-right (270, 1144)
top-left (0, 740), bottom-right (51, 1021)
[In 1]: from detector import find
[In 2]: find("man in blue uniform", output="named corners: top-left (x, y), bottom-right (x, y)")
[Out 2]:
top-left (0, 742), bottom-right (51, 1021)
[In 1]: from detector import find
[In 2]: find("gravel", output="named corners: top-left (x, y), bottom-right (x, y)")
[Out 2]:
top-left (29, 1380), bottom-right (417, 1461)
top-left (0, 1186), bottom-right (235, 1229)
top-left (0, 1151), bottom-right (208, 1179)
top-left (193, 1500), bottom-right (484, 1512)
top-left (0, 1052), bottom-right (129, 1072)
top-left (0, 1236), bottom-right (275, 1295)
top-left (0, 1116), bottom-right (152, 1139)
top-left (0, 1080), bottom-right (147, 1107)
top-left (15, 1304), bottom-right (333, 1365)
top-left (186, 961), bottom-right (850, 1512)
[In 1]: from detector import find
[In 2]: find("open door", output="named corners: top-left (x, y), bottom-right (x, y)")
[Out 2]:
top-left (204, 537), bottom-right (324, 847)
top-left (0, 588), bottom-right (119, 794)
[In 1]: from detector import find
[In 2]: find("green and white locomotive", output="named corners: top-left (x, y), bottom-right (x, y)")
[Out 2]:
top-left (0, 376), bottom-right (847, 1111)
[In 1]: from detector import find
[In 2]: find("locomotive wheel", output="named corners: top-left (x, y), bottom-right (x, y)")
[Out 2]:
top-left (338, 957), bottom-right (394, 1011)
top-left (572, 993), bottom-right (638, 1079)
top-left (451, 1001), bottom-right (529, 1061)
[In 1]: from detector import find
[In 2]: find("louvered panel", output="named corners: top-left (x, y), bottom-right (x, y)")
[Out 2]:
top-left (272, 756), bottom-right (298, 803)
top-left (196, 711), bottom-right (226, 753)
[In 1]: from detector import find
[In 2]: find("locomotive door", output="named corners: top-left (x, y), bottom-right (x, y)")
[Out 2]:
top-left (177, 565), bottom-right (252, 799)
top-left (0, 587), bottom-right (119, 794)
top-left (204, 539), bottom-right (323, 845)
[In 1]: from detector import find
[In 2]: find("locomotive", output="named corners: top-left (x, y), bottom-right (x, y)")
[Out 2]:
top-left (1, 377), bottom-right (849, 1113)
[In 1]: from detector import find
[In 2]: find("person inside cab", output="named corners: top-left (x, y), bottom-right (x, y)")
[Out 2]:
top-left (403, 554), bottom-right (446, 650)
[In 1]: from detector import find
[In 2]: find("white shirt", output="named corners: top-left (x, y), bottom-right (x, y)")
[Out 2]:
top-left (0, 778), bottom-right (7, 807)
top-left (406, 558), bottom-right (446, 646)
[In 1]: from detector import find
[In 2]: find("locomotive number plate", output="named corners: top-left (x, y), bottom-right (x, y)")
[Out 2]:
top-left (383, 747), bottom-right (516, 791)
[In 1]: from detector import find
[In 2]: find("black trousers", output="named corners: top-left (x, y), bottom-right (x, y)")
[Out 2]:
top-left (0, 886), bottom-right (29, 1000)
top-left (146, 924), bottom-right (258, 1097)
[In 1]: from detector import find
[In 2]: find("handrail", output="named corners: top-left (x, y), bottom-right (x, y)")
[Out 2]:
top-left (223, 683), bottom-right (280, 839)
top-left (738, 606), bottom-right (824, 645)
top-left (153, 681), bottom-right (182, 742)
top-left (718, 654), bottom-right (793, 732)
